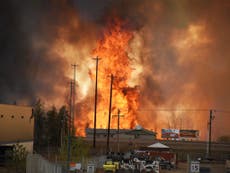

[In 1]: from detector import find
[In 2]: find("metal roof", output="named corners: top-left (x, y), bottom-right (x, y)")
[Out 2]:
top-left (85, 128), bottom-right (156, 135)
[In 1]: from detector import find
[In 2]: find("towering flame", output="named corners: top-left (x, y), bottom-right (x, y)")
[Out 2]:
top-left (2, 0), bottom-right (229, 140)
top-left (75, 18), bottom-right (140, 135)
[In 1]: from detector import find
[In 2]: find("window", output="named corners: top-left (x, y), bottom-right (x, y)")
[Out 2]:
top-left (0, 115), bottom-right (3, 118)
top-left (11, 115), bottom-right (14, 118)
top-left (21, 116), bottom-right (24, 119)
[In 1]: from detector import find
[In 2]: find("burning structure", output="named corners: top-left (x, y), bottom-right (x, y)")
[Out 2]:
top-left (1, 0), bottom-right (230, 141)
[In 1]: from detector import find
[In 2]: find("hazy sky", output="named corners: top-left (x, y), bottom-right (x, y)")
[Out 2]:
top-left (1, 0), bottom-right (229, 139)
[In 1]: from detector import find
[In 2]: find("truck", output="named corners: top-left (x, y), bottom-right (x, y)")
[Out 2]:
top-left (103, 160), bottom-right (119, 172)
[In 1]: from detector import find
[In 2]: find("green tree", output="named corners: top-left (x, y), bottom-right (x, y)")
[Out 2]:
top-left (33, 99), bottom-right (46, 153)
top-left (46, 106), bottom-right (60, 147)
top-left (46, 106), bottom-right (68, 148)
top-left (33, 99), bottom-right (73, 157)
top-left (58, 106), bottom-right (69, 146)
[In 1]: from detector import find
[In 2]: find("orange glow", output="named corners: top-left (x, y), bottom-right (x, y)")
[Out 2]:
top-left (88, 18), bottom-right (139, 131)
top-left (50, 15), bottom-right (215, 139)
top-left (171, 23), bottom-right (211, 64)
top-left (71, 19), bottom-right (141, 136)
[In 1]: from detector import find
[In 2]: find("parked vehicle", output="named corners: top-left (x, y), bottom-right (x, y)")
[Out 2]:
top-left (145, 164), bottom-right (157, 173)
top-left (103, 160), bottom-right (119, 172)
top-left (155, 156), bottom-right (173, 170)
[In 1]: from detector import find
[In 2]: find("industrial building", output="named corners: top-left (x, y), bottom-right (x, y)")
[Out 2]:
top-left (85, 125), bottom-right (157, 141)
top-left (0, 104), bottom-right (33, 165)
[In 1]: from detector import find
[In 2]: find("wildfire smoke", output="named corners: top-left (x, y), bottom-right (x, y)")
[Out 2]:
top-left (1, 0), bottom-right (230, 140)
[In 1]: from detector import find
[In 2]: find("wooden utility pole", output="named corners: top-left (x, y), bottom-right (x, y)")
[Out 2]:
top-left (206, 109), bottom-right (215, 158)
top-left (107, 74), bottom-right (114, 154)
top-left (67, 80), bottom-right (73, 172)
top-left (92, 57), bottom-right (101, 148)
top-left (71, 64), bottom-right (77, 135)
top-left (66, 63), bottom-right (77, 172)
top-left (112, 109), bottom-right (124, 153)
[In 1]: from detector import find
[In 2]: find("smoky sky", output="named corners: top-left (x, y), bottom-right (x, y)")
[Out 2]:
top-left (1, 0), bottom-right (229, 107)
top-left (0, 0), bottom-right (71, 105)
top-left (0, 0), bottom-right (141, 105)
top-left (0, 0), bottom-right (230, 138)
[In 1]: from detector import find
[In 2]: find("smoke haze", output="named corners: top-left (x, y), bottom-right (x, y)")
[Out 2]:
top-left (1, 0), bottom-right (229, 139)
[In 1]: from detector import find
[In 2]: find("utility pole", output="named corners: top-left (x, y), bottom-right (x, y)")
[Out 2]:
top-left (92, 57), bottom-right (101, 148)
top-left (71, 64), bottom-right (77, 136)
top-left (112, 109), bottom-right (124, 153)
top-left (206, 109), bottom-right (215, 158)
top-left (67, 80), bottom-right (73, 172)
top-left (107, 74), bottom-right (114, 154)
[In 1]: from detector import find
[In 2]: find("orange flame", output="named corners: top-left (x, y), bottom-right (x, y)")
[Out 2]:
top-left (71, 18), bottom-right (140, 136)
top-left (87, 18), bottom-right (139, 131)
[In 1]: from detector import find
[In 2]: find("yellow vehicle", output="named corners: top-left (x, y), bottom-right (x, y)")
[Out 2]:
top-left (103, 160), bottom-right (119, 172)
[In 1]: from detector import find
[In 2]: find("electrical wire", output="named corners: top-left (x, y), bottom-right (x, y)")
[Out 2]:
top-left (136, 109), bottom-right (230, 114)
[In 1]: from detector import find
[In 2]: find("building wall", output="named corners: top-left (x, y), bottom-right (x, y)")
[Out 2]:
top-left (0, 104), bottom-right (33, 143)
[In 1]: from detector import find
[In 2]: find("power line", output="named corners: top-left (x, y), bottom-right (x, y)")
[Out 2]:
top-left (214, 110), bottom-right (230, 114)
top-left (137, 109), bottom-right (230, 114)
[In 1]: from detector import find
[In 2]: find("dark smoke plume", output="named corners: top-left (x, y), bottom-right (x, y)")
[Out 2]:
top-left (1, 0), bottom-right (229, 139)
top-left (0, 1), bottom-right (70, 105)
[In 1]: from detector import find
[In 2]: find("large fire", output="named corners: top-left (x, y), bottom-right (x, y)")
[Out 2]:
top-left (51, 16), bottom-right (213, 139)
top-left (52, 17), bottom-right (141, 136)
top-left (45, 0), bottom-right (230, 140)
top-left (2, 0), bottom-right (230, 143)
top-left (75, 18), bottom-right (140, 135)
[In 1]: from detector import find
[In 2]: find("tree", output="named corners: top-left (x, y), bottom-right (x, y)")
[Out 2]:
top-left (58, 106), bottom-right (69, 146)
top-left (46, 106), bottom-right (69, 149)
top-left (33, 99), bottom-right (72, 157)
top-left (33, 99), bottom-right (46, 153)
top-left (46, 106), bottom-right (60, 147)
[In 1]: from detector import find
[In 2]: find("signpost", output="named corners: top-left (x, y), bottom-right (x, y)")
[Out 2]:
top-left (190, 161), bottom-right (200, 173)
top-left (87, 163), bottom-right (95, 173)
top-left (180, 130), bottom-right (199, 138)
